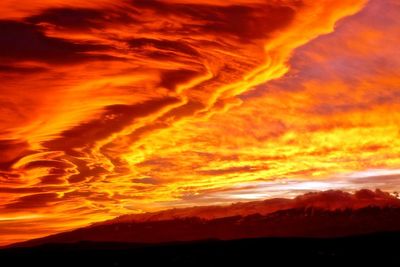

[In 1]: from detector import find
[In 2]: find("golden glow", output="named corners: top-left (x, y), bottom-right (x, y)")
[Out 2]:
top-left (1, 0), bottom-right (400, 245)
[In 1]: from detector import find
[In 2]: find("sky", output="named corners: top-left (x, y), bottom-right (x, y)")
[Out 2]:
top-left (0, 0), bottom-right (399, 245)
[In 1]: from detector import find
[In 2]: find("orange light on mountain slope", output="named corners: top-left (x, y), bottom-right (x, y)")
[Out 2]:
top-left (1, 0), bottom-right (400, 245)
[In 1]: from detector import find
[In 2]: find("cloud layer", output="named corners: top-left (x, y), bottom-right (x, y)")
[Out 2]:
top-left (1, 0), bottom-right (399, 245)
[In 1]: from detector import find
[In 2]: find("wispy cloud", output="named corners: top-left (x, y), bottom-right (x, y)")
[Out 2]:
top-left (2, 0), bottom-right (400, 245)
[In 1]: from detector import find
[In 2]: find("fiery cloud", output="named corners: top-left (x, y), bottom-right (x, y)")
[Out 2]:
top-left (1, 0), bottom-right (399, 245)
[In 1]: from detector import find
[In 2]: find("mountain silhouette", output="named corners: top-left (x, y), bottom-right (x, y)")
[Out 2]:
top-left (11, 189), bottom-right (400, 248)
top-left (104, 188), bottom-right (400, 223)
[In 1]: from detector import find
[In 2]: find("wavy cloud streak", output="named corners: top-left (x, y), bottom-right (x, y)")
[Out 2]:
top-left (2, 0), bottom-right (400, 245)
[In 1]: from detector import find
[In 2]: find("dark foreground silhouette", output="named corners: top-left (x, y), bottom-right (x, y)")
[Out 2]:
top-left (11, 206), bottom-right (400, 247)
top-left (1, 232), bottom-right (399, 266)
top-left (4, 190), bottom-right (400, 266)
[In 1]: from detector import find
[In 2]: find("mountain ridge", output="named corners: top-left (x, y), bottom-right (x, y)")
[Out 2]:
top-left (9, 189), bottom-right (400, 248)
top-left (100, 189), bottom-right (400, 224)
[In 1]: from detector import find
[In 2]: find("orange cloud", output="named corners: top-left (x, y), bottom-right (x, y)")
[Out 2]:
top-left (2, 0), bottom-right (400, 246)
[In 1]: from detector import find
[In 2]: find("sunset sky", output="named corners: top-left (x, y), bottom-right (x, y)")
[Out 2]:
top-left (0, 0), bottom-right (399, 245)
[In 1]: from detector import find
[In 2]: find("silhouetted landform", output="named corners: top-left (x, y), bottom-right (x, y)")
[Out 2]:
top-left (104, 189), bottom-right (400, 223)
top-left (5, 190), bottom-right (400, 265)
top-left (8, 190), bottom-right (400, 248)
top-left (1, 232), bottom-right (399, 266)
top-left (11, 205), bottom-right (400, 248)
